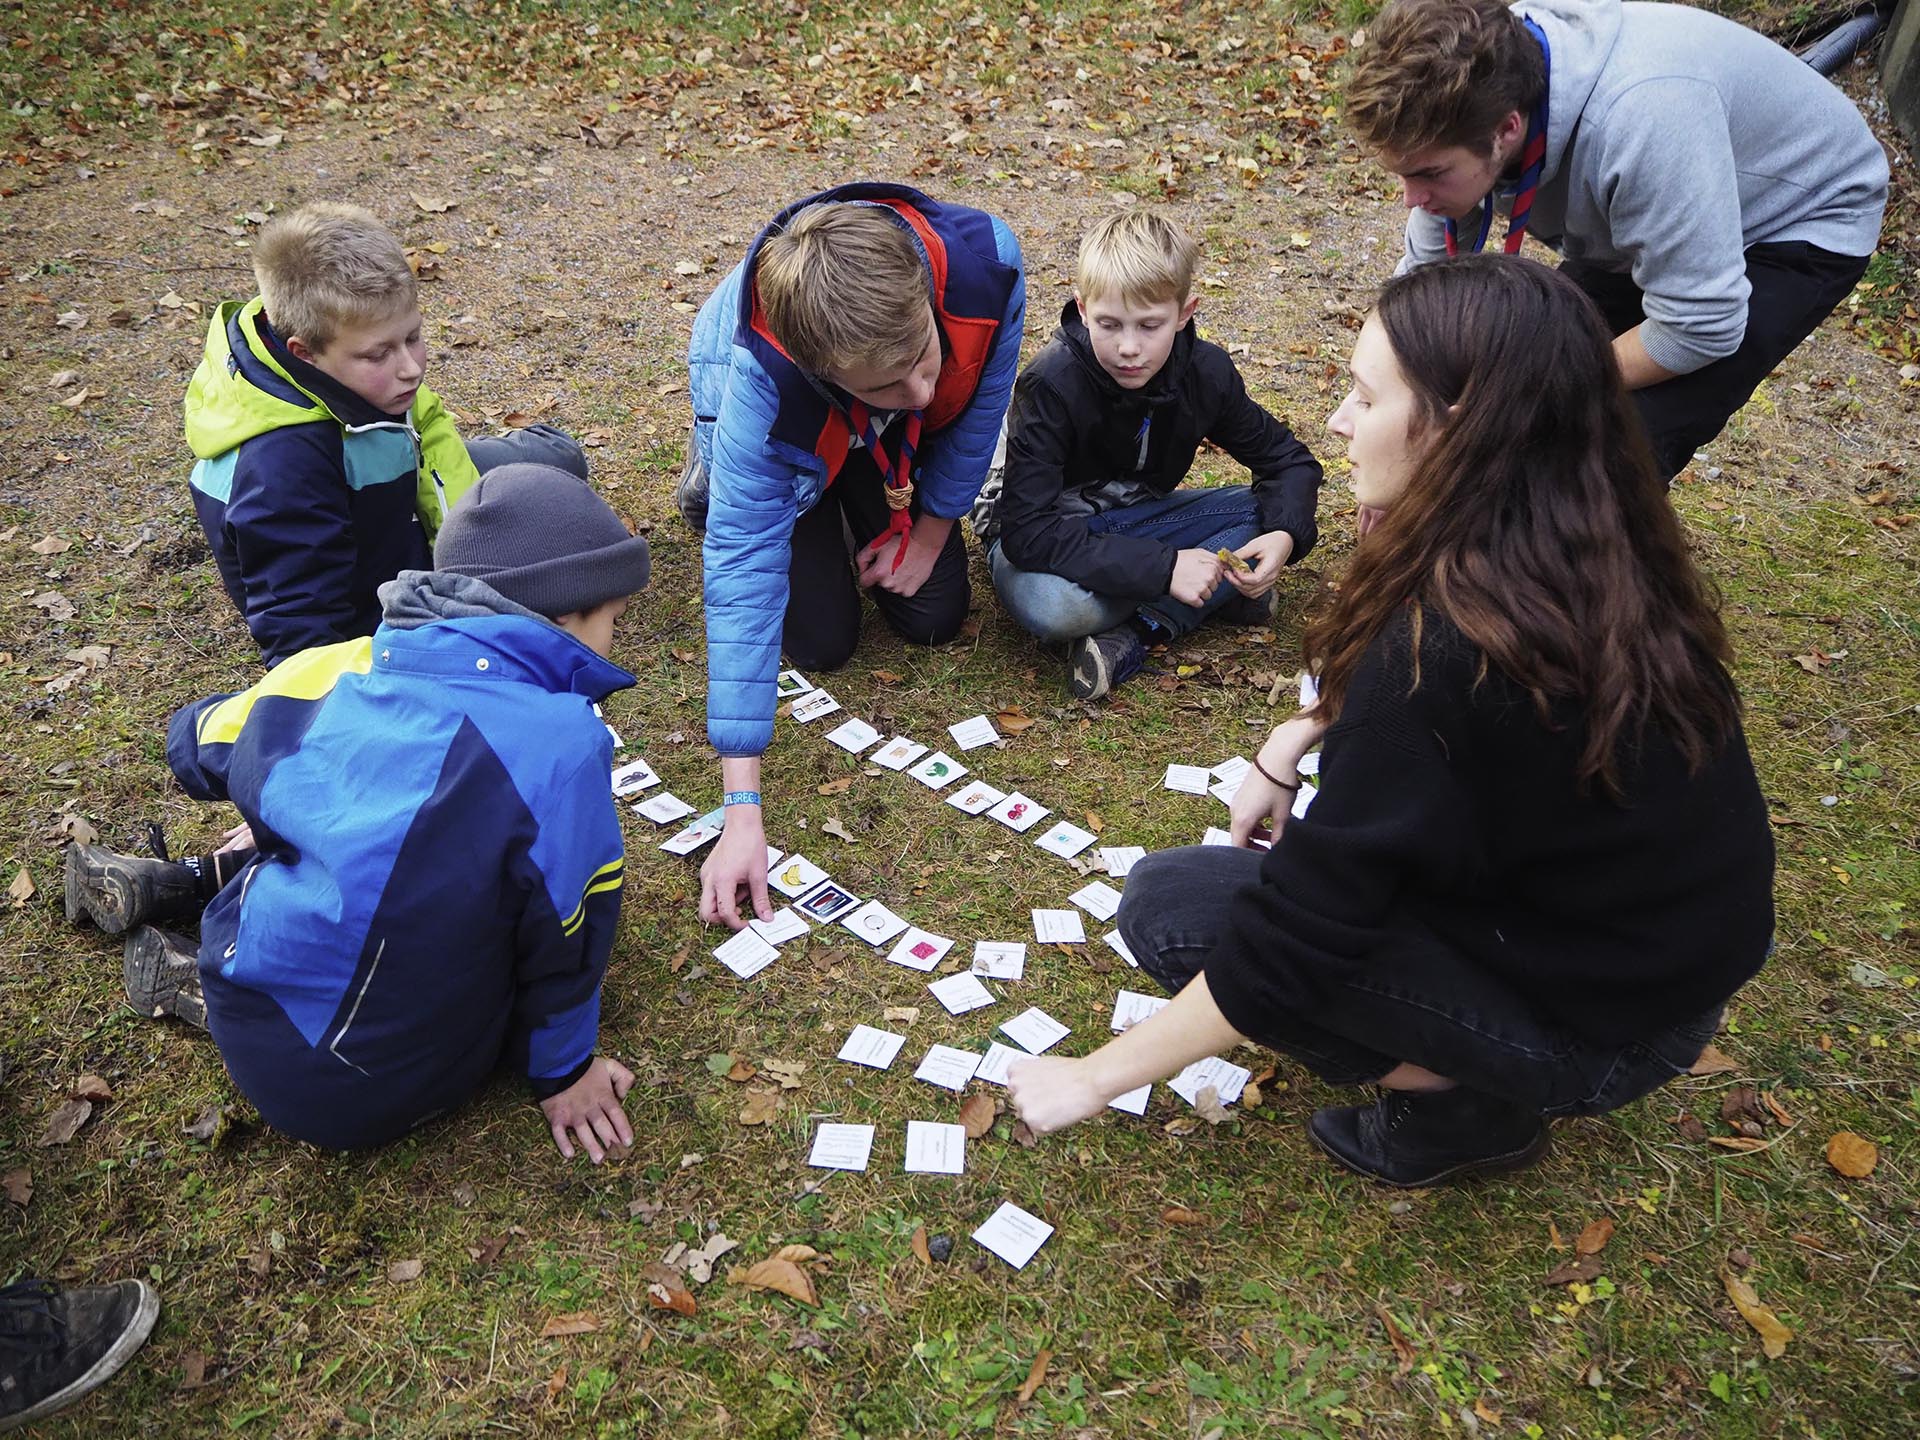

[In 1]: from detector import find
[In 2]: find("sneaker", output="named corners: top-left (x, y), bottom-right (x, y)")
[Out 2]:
top-left (63, 844), bottom-right (200, 936)
top-left (122, 927), bottom-right (207, 1029)
top-left (0, 1279), bottom-right (160, 1432)
top-left (1307, 1087), bottom-right (1551, 1188)
top-left (1068, 623), bottom-right (1147, 701)
top-left (674, 443), bottom-right (710, 532)
top-left (1214, 587), bottom-right (1278, 627)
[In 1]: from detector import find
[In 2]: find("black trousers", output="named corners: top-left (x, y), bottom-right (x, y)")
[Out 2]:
top-left (782, 446), bottom-right (971, 672)
top-left (1561, 241), bottom-right (1871, 483)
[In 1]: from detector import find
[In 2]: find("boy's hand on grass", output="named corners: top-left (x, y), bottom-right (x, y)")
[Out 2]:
top-left (700, 819), bottom-right (773, 930)
top-left (1225, 531), bottom-right (1294, 597)
top-left (541, 1056), bottom-right (635, 1164)
top-left (1169, 549), bottom-right (1225, 608)
top-left (1006, 1055), bottom-right (1108, 1136)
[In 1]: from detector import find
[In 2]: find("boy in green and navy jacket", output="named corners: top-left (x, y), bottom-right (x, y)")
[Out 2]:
top-left (185, 202), bottom-right (589, 667)
top-left (67, 465), bottom-right (651, 1159)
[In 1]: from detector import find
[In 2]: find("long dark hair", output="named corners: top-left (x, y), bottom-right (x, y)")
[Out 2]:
top-left (1305, 255), bottom-right (1739, 795)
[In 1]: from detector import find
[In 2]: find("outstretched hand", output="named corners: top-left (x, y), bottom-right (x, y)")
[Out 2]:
top-left (1005, 1055), bottom-right (1110, 1137)
top-left (540, 1056), bottom-right (635, 1164)
top-left (700, 817), bottom-right (773, 929)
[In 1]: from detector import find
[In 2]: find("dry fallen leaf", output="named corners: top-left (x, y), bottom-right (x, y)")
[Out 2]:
top-left (816, 776), bottom-right (854, 795)
top-left (1015, 1349), bottom-right (1053, 1406)
top-left (179, 1352), bottom-right (209, 1391)
top-left (738, 1090), bottom-right (781, 1126)
top-left (387, 1258), bottom-right (423, 1284)
top-left (1689, 1043), bottom-right (1739, 1076)
top-left (647, 1278), bottom-right (697, 1316)
top-left (820, 817), bottom-right (857, 844)
top-left (2, 1168), bottom-right (31, 1208)
top-left (912, 1225), bottom-right (932, 1265)
top-left (545, 1363), bottom-right (568, 1402)
top-left (724, 1058), bottom-right (758, 1083)
top-left (1161, 1206), bottom-right (1209, 1227)
top-left (762, 1060), bottom-right (807, 1089)
top-left (958, 1092), bottom-right (997, 1139)
top-left (37, 1098), bottom-right (91, 1147)
top-left (1376, 1306), bottom-right (1417, 1373)
top-left (46, 370), bottom-right (79, 390)
top-left (870, 668), bottom-right (905, 684)
top-left (883, 1006), bottom-right (920, 1025)
top-left (996, 709), bottom-right (1037, 733)
top-left (29, 535), bottom-right (72, 555)
top-left (71, 1074), bottom-right (113, 1102)
top-left (412, 193), bottom-right (457, 213)
top-left (1544, 1253), bottom-right (1604, 1286)
top-left (1825, 1131), bottom-right (1878, 1178)
top-left (539, 1311), bottom-right (600, 1338)
top-left (1575, 1217), bottom-right (1615, 1256)
top-left (730, 1257), bottom-right (819, 1306)
top-left (1721, 1266), bottom-right (1793, 1358)
top-left (1192, 1085), bottom-right (1232, 1125)
top-left (7, 867), bottom-right (35, 909)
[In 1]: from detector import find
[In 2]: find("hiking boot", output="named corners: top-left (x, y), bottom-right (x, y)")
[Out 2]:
top-left (0, 1279), bottom-right (160, 1433)
top-left (1307, 1087), bottom-right (1551, 1188)
top-left (1214, 587), bottom-right (1277, 627)
top-left (1068, 623), bottom-right (1147, 701)
top-left (675, 442), bottom-right (710, 532)
top-left (63, 844), bottom-right (200, 936)
top-left (122, 927), bottom-right (207, 1029)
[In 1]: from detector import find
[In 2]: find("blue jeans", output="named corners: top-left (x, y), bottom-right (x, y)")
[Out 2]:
top-left (990, 486), bottom-right (1262, 644)
top-left (1116, 845), bottom-right (1723, 1117)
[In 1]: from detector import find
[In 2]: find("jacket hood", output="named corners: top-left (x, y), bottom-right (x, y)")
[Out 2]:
top-left (1519, 0), bottom-right (1622, 185)
top-left (1055, 296), bottom-right (1196, 408)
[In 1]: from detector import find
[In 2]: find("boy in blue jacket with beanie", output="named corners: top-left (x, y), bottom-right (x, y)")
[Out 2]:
top-left (64, 465), bottom-right (650, 1161)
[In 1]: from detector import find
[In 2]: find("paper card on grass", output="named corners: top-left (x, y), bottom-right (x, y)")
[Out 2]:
top-left (769, 854), bottom-right (827, 898)
top-left (904, 1120), bottom-right (967, 1175)
top-left (906, 751), bottom-right (968, 789)
top-left (928, 971), bottom-right (996, 1015)
top-left (1111, 989), bottom-right (1169, 1032)
top-left (1108, 1083), bottom-right (1151, 1116)
top-left (948, 714), bottom-right (1000, 751)
top-left (791, 689), bottom-right (842, 724)
top-left (1297, 750), bottom-right (1321, 777)
top-left (826, 717), bottom-right (882, 754)
top-left (713, 927), bottom-right (779, 979)
top-left (945, 780), bottom-right (1006, 816)
top-left (837, 1029), bottom-right (902, 1075)
top-left (1169, 1056), bottom-right (1251, 1108)
top-left (1001, 1006), bottom-right (1070, 1055)
top-left (987, 791), bottom-right (1050, 833)
top-left (1032, 909), bottom-right (1086, 945)
top-left (1099, 845), bottom-right (1147, 879)
top-left (635, 791), bottom-right (695, 825)
top-left (841, 900), bottom-right (909, 948)
top-left (765, 845), bottom-right (785, 870)
top-left (795, 879), bottom-right (862, 924)
top-left (808, 1122), bottom-right (874, 1172)
top-left (1208, 776), bottom-right (1242, 807)
top-left (610, 758), bottom-right (661, 797)
top-left (1201, 827), bottom-right (1234, 847)
top-left (838, 1024), bottom-right (906, 1070)
top-left (1035, 821), bottom-right (1096, 859)
top-left (871, 736), bottom-right (927, 771)
top-left (661, 809), bottom-right (725, 855)
top-left (1293, 782), bottom-right (1319, 819)
top-left (1212, 756), bottom-right (1252, 785)
top-left (749, 908), bottom-right (810, 945)
top-left (1300, 672), bottom-right (1320, 709)
top-left (1068, 881), bottom-right (1122, 921)
top-left (1103, 930), bottom-right (1140, 968)
top-left (886, 927), bottom-right (954, 973)
top-left (972, 1202), bottom-right (1054, 1269)
top-left (594, 704), bottom-right (622, 750)
top-left (973, 1041), bottom-right (1025, 1087)
top-left (971, 941), bottom-right (1026, 981)
top-left (914, 1044), bottom-right (983, 1092)
top-left (776, 669), bottom-right (815, 699)
top-left (1164, 763), bottom-right (1211, 795)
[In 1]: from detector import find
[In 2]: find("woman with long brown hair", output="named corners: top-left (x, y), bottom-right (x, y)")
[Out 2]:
top-left (1006, 255), bottom-right (1775, 1186)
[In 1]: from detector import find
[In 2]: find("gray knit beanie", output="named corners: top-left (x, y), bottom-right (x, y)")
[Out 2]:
top-left (433, 463), bottom-right (650, 618)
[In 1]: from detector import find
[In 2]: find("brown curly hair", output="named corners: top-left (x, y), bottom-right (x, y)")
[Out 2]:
top-left (1345, 0), bottom-right (1546, 156)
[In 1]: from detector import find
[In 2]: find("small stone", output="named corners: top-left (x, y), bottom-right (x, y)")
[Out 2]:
top-left (925, 1234), bottom-right (954, 1263)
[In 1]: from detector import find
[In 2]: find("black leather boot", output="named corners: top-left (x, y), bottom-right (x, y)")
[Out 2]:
top-left (1308, 1087), bottom-right (1551, 1188)
top-left (121, 927), bottom-right (207, 1029)
top-left (63, 845), bottom-right (200, 936)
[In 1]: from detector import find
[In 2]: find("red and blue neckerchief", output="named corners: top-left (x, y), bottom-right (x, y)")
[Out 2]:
top-left (848, 400), bottom-right (924, 573)
top-left (1445, 17), bottom-right (1551, 257)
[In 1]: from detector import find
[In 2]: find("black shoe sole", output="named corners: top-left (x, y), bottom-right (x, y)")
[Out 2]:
top-left (1306, 1110), bottom-right (1553, 1188)
top-left (64, 846), bottom-right (138, 935)
top-left (1068, 637), bottom-right (1113, 701)
top-left (122, 929), bottom-right (207, 1029)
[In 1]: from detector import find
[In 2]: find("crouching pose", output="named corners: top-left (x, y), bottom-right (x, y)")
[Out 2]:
top-left (64, 465), bottom-right (651, 1161)
top-left (1007, 256), bottom-right (1775, 1186)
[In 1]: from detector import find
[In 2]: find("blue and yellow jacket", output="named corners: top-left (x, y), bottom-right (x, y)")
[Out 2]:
top-left (185, 297), bottom-right (482, 667)
top-left (165, 577), bottom-right (633, 1151)
top-left (686, 183), bottom-right (1025, 758)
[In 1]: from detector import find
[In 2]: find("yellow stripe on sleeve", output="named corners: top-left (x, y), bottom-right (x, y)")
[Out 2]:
top-left (194, 637), bottom-right (375, 748)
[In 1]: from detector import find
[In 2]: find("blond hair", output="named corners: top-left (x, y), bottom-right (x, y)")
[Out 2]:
top-left (756, 204), bottom-right (932, 375)
top-left (251, 202), bottom-right (417, 352)
top-left (1075, 207), bottom-right (1198, 308)
top-left (1346, 0), bottom-right (1546, 157)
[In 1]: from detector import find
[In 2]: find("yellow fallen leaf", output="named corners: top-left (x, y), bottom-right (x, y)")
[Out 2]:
top-left (1721, 1267), bottom-right (1792, 1358)
top-left (730, 1257), bottom-right (818, 1306)
top-left (1574, 1217), bottom-right (1614, 1256)
top-left (1015, 1348), bottom-right (1052, 1405)
top-left (1825, 1131), bottom-right (1877, 1178)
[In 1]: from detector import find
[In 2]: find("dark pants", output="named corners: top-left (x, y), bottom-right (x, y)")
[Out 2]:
top-left (783, 446), bottom-right (971, 672)
top-left (1117, 845), bottom-right (1722, 1117)
top-left (1561, 241), bottom-right (1870, 483)
top-left (464, 424), bottom-right (591, 480)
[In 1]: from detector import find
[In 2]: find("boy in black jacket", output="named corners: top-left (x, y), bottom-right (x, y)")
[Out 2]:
top-left (988, 208), bottom-right (1323, 699)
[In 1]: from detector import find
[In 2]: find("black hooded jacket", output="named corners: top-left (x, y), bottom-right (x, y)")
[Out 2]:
top-left (998, 299), bottom-right (1322, 599)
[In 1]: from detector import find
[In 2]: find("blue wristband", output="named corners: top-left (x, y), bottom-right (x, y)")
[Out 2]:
top-left (723, 790), bottom-right (762, 808)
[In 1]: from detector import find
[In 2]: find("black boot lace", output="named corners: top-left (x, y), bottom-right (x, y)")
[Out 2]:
top-left (0, 1280), bottom-right (63, 1361)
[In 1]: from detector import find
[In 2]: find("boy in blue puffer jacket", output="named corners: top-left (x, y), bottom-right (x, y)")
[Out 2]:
top-left (185, 202), bottom-right (590, 667)
top-left (678, 183), bottom-right (1024, 932)
top-left (65, 465), bottom-right (650, 1161)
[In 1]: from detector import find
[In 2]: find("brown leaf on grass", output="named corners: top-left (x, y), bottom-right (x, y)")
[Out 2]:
top-left (1376, 1306), bottom-right (1417, 1373)
top-left (1548, 1220), bottom-right (1565, 1250)
top-left (1473, 1397), bottom-right (1503, 1425)
top-left (37, 1098), bottom-right (91, 1147)
top-left (1012, 1121), bottom-right (1040, 1148)
top-left (762, 1060), bottom-right (807, 1089)
top-left (7, 867), bottom-right (35, 909)
top-left (71, 1074), bottom-right (113, 1102)
top-left (995, 708), bottom-right (1037, 733)
top-left (46, 370), bottom-right (79, 390)
top-left (183, 1104), bottom-right (226, 1144)
top-left (1192, 1085), bottom-right (1232, 1125)
top-left (771, 1244), bottom-right (819, 1265)
top-left (1676, 1112), bottom-right (1710, 1142)
top-left (32, 592), bottom-right (76, 622)
top-left (816, 776), bottom-right (854, 795)
top-left (821, 817), bottom-right (857, 844)
top-left (387, 1258), bottom-right (423, 1284)
top-left (912, 1225), bottom-right (932, 1265)
top-left (646, 1275), bottom-right (697, 1316)
top-left (1689, 1043), bottom-right (1739, 1076)
top-left (29, 535), bottom-right (71, 555)
top-left (411, 193), bottom-right (456, 213)
top-left (179, 1352), bottom-right (209, 1390)
top-left (469, 1234), bottom-right (510, 1267)
top-left (2, 1168), bottom-right (31, 1207)
top-left (1575, 1218), bottom-right (1615, 1256)
top-left (1708, 1136), bottom-right (1769, 1152)
top-left (1826, 1131), bottom-right (1878, 1178)
top-left (958, 1092), bottom-right (997, 1139)
top-left (669, 647), bottom-right (696, 663)
top-left (1015, 1349), bottom-right (1053, 1405)
top-left (56, 814), bottom-right (99, 848)
top-left (539, 1311), bottom-right (600, 1338)
top-left (1761, 1091), bottom-right (1795, 1127)
top-left (870, 668), bottom-right (905, 684)
top-left (1084, 810), bottom-right (1104, 833)
top-left (1161, 1206), bottom-right (1209, 1227)
top-left (1544, 1253), bottom-right (1604, 1286)
top-left (738, 1090), bottom-right (781, 1126)
top-left (730, 1258), bottom-right (819, 1306)
top-left (724, 1058), bottom-right (758, 1083)
top-left (545, 1363), bottom-right (568, 1402)
top-left (1163, 1116), bottom-right (1203, 1137)
top-left (1720, 1084), bottom-right (1764, 1127)
top-left (1721, 1266), bottom-right (1793, 1358)
top-left (883, 1006), bottom-right (920, 1025)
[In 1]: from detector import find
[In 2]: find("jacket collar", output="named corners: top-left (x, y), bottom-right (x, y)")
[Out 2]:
top-left (370, 585), bottom-right (635, 704)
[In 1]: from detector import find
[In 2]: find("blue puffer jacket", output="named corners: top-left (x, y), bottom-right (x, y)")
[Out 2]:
top-left (165, 574), bottom-right (633, 1150)
top-left (687, 183), bottom-right (1025, 757)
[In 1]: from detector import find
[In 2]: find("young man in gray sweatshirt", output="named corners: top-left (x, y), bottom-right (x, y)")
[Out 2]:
top-left (1347, 0), bottom-right (1888, 482)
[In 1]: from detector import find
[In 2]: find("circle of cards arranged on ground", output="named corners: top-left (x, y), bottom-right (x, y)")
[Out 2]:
top-left (607, 673), bottom-right (1311, 1271)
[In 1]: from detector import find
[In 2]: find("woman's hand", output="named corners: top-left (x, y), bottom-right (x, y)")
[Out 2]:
top-left (1006, 1056), bottom-right (1111, 1136)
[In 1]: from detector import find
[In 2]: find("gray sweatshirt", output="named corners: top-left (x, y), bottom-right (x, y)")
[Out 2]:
top-left (1400, 0), bottom-right (1889, 374)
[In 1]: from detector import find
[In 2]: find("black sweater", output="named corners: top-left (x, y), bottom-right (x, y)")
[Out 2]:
top-left (998, 300), bottom-right (1323, 599)
top-left (1206, 612), bottom-right (1775, 1047)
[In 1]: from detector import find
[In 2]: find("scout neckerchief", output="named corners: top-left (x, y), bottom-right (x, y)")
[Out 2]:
top-left (848, 400), bottom-right (923, 573)
top-left (1445, 17), bottom-right (1551, 257)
